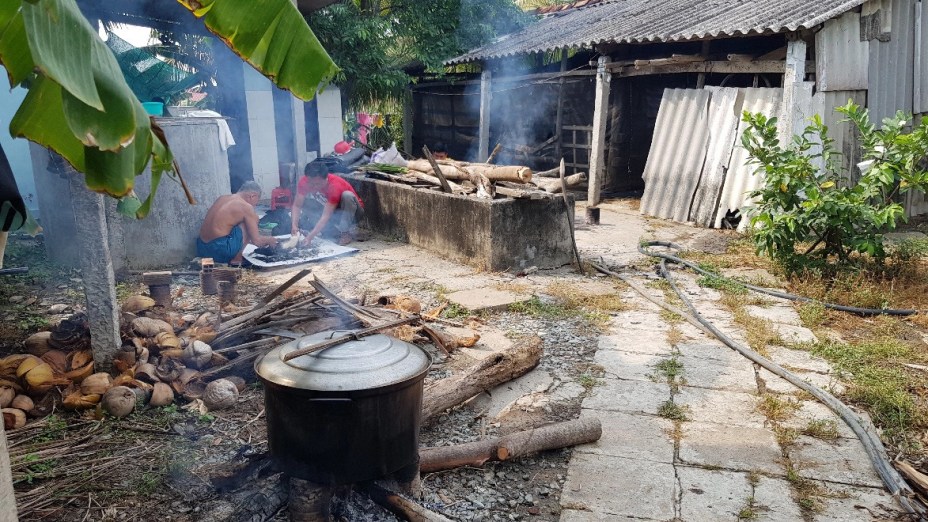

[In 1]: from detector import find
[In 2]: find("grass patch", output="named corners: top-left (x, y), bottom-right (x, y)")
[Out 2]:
top-left (797, 302), bottom-right (827, 329)
top-left (757, 394), bottom-right (801, 422)
top-left (509, 296), bottom-right (573, 319)
top-left (696, 263), bottom-right (748, 295)
top-left (666, 324), bottom-right (683, 346)
top-left (720, 293), bottom-right (781, 356)
top-left (653, 356), bottom-right (685, 382)
top-left (802, 419), bottom-right (840, 441)
top-left (442, 302), bottom-right (471, 320)
top-left (657, 400), bottom-right (690, 421)
top-left (578, 373), bottom-right (602, 390)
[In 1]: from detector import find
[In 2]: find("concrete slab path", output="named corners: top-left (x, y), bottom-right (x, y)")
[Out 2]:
top-left (560, 201), bottom-right (905, 521)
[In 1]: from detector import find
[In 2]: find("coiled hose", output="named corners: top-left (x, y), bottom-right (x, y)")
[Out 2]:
top-left (593, 241), bottom-right (926, 518)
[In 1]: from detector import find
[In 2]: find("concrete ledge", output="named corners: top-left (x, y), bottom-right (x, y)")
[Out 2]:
top-left (346, 173), bottom-right (574, 271)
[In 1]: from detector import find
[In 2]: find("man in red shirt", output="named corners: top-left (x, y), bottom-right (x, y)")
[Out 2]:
top-left (290, 160), bottom-right (364, 246)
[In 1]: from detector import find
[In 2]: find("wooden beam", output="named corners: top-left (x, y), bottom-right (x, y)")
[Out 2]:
top-left (554, 50), bottom-right (569, 161)
top-left (587, 55), bottom-right (611, 207)
top-left (478, 70), bottom-right (492, 161)
top-left (779, 34), bottom-right (809, 142)
top-left (611, 60), bottom-right (814, 77)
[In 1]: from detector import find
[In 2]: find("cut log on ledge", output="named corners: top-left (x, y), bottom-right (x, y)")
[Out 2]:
top-left (420, 417), bottom-right (603, 473)
top-left (533, 172), bottom-right (587, 193)
top-left (407, 160), bottom-right (533, 184)
top-left (421, 337), bottom-right (542, 422)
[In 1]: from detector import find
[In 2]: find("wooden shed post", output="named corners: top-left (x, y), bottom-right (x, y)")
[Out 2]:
top-left (588, 55), bottom-right (611, 208)
top-left (554, 49), bottom-right (569, 160)
top-left (478, 69), bottom-right (492, 161)
top-left (403, 89), bottom-right (414, 156)
top-left (779, 34), bottom-right (808, 141)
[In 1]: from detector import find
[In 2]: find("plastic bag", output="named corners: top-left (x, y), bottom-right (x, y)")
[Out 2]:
top-left (370, 142), bottom-right (407, 167)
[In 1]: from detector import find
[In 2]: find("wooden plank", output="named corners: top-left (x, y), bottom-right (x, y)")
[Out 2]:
top-left (727, 53), bottom-right (755, 62)
top-left (587, 56), bottom-right (611, 207)
top-left (422, 146), bottom-right (454, 193)
top-left (554, 50), bottom-right (569, 161)
top-left (613, 60), bottom-right (814, 77)
top-left (563, 125), bottom-right (594, 131)
top-left (478, 70), bottom-right (492, 161)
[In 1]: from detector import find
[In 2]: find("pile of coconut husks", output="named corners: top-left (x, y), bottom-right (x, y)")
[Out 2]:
top-left (1, 273), bottom-right (480, 432)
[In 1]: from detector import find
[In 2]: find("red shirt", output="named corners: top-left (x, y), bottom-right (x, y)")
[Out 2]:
top-left (297, 174), bottom-right (363, 208)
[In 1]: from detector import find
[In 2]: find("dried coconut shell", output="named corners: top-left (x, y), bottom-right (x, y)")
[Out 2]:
top-left (135, 363), bottom-right (159, 383)
top-left (149, 382), bottom-right (174, 407)
top-left (0, 355), bottom-right (30, 380)
top-left (63, 362), bottom-right (94, 383)
top-left (202, 379), bottom-right (238, 411)
top-left (101, 386), bottom-right (135, 418)
top-left (13, 355), bottom-right (42, 379)
top-left (41, 350), bottom-right (69, 374)
top-left (154, 331), bottom-right (181, 350)
top-left (2, 408), bottom-right (26, 429)
top-left (0, 387), bottom-right (14, 408)
top-left (111, 374), bottom-right (135, 388)
top-left (81, 373), bottom-right (112, 395)
top-left (0, 379), bottom-right (22, 394)
top-left (121, 295), bottom-right (156, 314)
top-left (11, 395), bottom-right (33, 412)
top-left (19, 360), bottom-right (57, 396)
top-left (181, 378), bottom-right (207, 400)
top-left (132, 317), bottom-right (173, 338)
top-left (24, 331), bottom-right (53, 356)
top-left (62, 389), bottom-right (101, 410)
top-left (155, 359), bottom-right (183, 383)
top-left (183, 341), bottom-right (212, 370)
top-left (225, 376), bottom-right (247, 393)
top-left (68, 350), bottom-right (93, 371)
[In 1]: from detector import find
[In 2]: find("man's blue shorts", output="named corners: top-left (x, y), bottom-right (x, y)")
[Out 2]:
top-left (196, 226), bottom-right (243, 264)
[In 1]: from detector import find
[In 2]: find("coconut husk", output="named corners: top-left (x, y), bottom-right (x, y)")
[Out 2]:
top-left (0, 387), bottom-right (14, 408)
top-left (0, 355), bottom-right (30, 380)
top-left (49, 313), bottom-right (91, 351)
top-left (155, 359), bottom-right (183, 383)
top-left (154, 331), bottom-right (182, 351)
top-left (102, 386), bottom-right (135, 418)
top-left (41, 350), bottom-right (69, 374)
top-left (2, 408), bottom-right (26, 429)
top-left (121, 295), bottom-right (156, 314)
top-left (132, 317), bottom-right (173, 338)
top-left (24, 331), bottom-right (52, 356)
top-left (62, 388), bottom-right (101, 410)
top-left (135, 363), bottom-right (159, 384)
top-left (63, 362), bottom-right (94, 383)
top-left (149, 382), bottom-right (174, 407)
top-left (68, 350), bottom-right (93, 371)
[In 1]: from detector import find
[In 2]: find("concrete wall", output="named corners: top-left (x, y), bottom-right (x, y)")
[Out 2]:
top-left (244, 67), bottom-right (282, 196)
top-left (316, 87), bottom-right (344, 158)
top-left (346, 174), bottom-right (574, 271)
top-left (31, 119), bottom-right (230, 270)
top-left (0, 78), bottom-right (38, 213)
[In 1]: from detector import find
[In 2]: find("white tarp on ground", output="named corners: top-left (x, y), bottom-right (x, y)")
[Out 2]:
top-left (640, 87), bottom-right (783, 229)
top-left (243, 236), bottom-right (358, 269)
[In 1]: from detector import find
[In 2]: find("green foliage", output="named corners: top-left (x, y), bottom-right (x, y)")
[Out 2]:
top-left (696, 263), bottom-right (747, 294)
top-left (657, 400), bottom-right (689, 421)
top-left (306, 0), bottom-right (529, 111)
top-left (442, 302), bottom-right (471, 319)
top-left (741, 102), bottom-right (928, 273)
top-left (0, 0), bottom-right (334, 217)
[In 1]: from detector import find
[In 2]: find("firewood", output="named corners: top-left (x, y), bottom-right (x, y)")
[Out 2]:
top-left (407, 160), bottom-right (533, 184)
top-left (419, 417), bottom-right (603, 473)
top-left (895, 461), bottom-right (928, 498)
top-left (365, 483), bottom-right (455, 522)
top-left (532, 172), bottom-right (586, 193)
top-left (421, 337), bottom-right (542, 422)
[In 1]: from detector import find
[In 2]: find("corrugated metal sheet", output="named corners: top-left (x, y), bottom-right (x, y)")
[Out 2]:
top-left (915, 0), bottom-right (928, 113)
top-left (640, 89), bottom-right (711, 223)
top-left (812, 90), bottom-right (867, 184)
top-left (905, 188), bottom-right (928, 217)
top-left (449, 0), bottom-right (868, 64)
top-left (816, 11), bottom-right (870, 91)
top-left (868, 0), bottom-right (915, 123)
top-left (689, 87), bottom-right (743, 227)
top-left (714, 88), bottom-right (783, 230)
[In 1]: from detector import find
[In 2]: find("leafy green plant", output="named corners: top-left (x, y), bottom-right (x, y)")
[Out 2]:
top-left (741, 103), bottom-right (928, 273)
top-left (657, 400), bottom-right (689, 421)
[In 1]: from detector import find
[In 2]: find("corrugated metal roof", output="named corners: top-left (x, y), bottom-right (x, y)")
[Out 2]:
top-left (449, 0), bottom-right (869, 64)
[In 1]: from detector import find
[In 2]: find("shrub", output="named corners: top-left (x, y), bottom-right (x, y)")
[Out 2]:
top-left (741, 102), bottom-right (928, 273)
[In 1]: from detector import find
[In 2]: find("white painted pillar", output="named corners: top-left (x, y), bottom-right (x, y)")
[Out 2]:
top-left (588, 55), bottom-right (611, 207)
top-left (0, 420), bottom-right (16, 522)
top-left (478, 69), bottom-right (492, 161)
top-left (780, 35), bottom-right (809, 142)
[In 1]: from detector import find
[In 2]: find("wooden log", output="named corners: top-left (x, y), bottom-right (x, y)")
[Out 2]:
top-left (533, 172), bottom-right (586, 193)
top-left (365, 483), bottom-right (455, 522)
top-left (422, 146), bottom-right (454, 193)
top-left (497, 417), bottom-right (602, 460)
top-left (533, 166), bottom-right (561, 178)
top-left (422, 337), bottom-right (542, 422)
top-left (419, 417), bottom-right (603, 473)
top-left (407, 160), bottom-right (533, 184)
top-left (406, 171), bottom-right (468, 193)
top-left (486, 143), bottom-right (502, 164)
top-left (895, 461), bottom-right (928, 498)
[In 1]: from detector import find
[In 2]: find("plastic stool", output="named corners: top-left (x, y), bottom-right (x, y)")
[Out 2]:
top-left (271, 187), bottom-right (292, 210)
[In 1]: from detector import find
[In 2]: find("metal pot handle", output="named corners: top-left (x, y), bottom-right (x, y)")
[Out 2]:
top-left (307, 397), bottom-right (352, 403)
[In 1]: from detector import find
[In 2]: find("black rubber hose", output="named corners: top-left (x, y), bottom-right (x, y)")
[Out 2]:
top-left (638, 241), bottom-right (919, 317)
top-left (625, 241), bottom-right (926, 517)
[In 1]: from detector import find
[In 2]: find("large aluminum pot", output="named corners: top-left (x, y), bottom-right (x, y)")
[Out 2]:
top-left (256, 331), bottom-right (431, 484)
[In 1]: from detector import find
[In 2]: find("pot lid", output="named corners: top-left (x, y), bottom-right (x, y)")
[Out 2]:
top-left (256, 330), bottom-right (431, 392)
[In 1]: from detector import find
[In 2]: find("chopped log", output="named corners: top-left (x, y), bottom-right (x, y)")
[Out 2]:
top-left (420, 417), bottom-right (603, 473)
top-left (407, 160), bottom-right (533, 184)
top-left (421, 337), bottom-right (542, 422)
top-left (533, 166), bottom-right (561, 178)
top-left (289, 477), bottom-right (334, 522)
top-left (497, 417), bottom-right (602, 460)
top-left (495, 186), bottom-right (550, 200)
top-left (365, 483), bottom-right (455, 522)
top-left (533, 172), bottom-right (587, 193)
top-left (406, 171), bottom-right (468, 193)
top-left (466, 165), bottom-right (532, 183)
top-left (420, 439), bottom-right (497, 472)
top-left (895, 461), bottom-right (928, 498)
